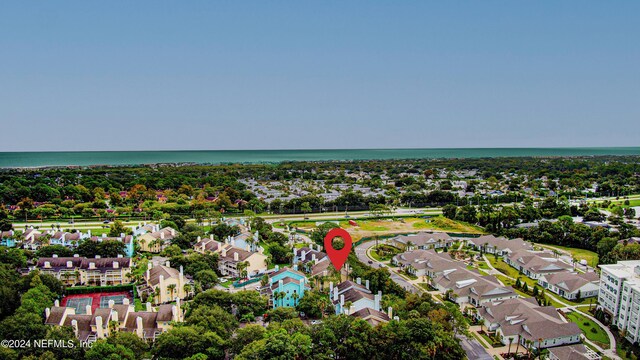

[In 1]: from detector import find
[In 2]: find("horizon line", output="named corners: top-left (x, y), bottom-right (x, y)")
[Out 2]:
top-left (2, 146), bottom-right (640, 154)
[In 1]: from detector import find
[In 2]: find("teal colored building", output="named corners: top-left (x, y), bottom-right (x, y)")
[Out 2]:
top-left (0, 231), bottom-right (16, 248)
top-left (263, 266), bottom-right (308, 308)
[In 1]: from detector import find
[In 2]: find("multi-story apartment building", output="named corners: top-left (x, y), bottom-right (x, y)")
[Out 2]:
top-left (35, 255), bottom-right (132, 286)
top-left (141, 261), bottom-right (193, 304)
top-left (599, 260), bottom-right (640, 343)
top-left (45, 298), bottom-right (183, 343)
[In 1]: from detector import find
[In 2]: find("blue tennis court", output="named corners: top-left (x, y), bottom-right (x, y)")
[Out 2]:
top-left (100, 294), bottom-right (127, 307)
top-left (65, 297), bottom-right (93, 314)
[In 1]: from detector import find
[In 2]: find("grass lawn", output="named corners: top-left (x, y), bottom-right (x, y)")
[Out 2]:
top-left (370, 244), bottom-right (402, 262)
top-left (617, 341), bottom-right (638, 360)
top-left (418, 283), bottom-right (433, 291)
top-left (478, 331), bottom-right (504, 348)
top-left (471, 332), bottom-right (491, 349)
top-left (487, 256), bottom-right (537, 288)
top-left (538, 244), bottom-right (599, 268)
top-left (219, 280), bottom-right (233, 288)
top-left (565, 311), bottom-right (610, 349)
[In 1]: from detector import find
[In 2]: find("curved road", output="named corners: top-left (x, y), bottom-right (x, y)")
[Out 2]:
top-left (354, 240), bottom-right (421, 294)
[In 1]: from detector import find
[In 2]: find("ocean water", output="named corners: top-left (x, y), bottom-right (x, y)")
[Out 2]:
top-left (0, 148), bottom-right (638, 168)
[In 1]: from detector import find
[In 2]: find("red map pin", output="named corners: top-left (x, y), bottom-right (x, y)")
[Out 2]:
top-left (324, 228), bottom-right (352, 271)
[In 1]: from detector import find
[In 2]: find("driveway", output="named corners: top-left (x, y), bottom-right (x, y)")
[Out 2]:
top-left (457, 335), bottom-right (493, 360)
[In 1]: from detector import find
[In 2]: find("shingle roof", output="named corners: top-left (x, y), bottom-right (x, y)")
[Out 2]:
top-left (146, 265), bottom-right (180, 286)
top-left (479, 297), bottom-right (580, 341)
top-left (542, 271), bottom-right (599, 293)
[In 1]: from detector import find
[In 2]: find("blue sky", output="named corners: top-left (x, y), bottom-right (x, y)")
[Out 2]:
top-left (1, 2), bottom-right (638, 151)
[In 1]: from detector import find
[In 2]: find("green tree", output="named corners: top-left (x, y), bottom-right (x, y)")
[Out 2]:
top-left (153, 326), bottom-right (225, 360)
top-left (105, 331), bottom-right (149, 359)
top-left (236, 328), bottom-right (312, 360)
top-left (229, 324), bottom-right (267, 356)
top-left (85, 340), bottom-right (135, 360)
top-left (194, 269), bottom-right (219, 290)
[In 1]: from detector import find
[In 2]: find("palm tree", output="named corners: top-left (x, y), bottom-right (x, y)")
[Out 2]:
top-left (507, 336), bottom-right (514, 357)
top-left (167, 284), bottom-right (176, 301)
top-left (183, 283), bottom-right (192, 298)
top-left (318, 297), bottom-right (330, 318)
top-left (515, 334), bottom-right (521, 357)
top-left (344, 300), bottom-right (354, 315)
top-left (237, 261), bottom-right (249, 280)
top-left (525, 339), bottom-right (533, 358)
top-left (291, 292), bottom-right (299, 306)
top-left (154, 287), bottom-right (161, 304)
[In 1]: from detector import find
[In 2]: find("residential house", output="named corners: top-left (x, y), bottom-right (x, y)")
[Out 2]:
top-left (22, 228), bottom-right (46, 250)
top-left (389, 232), bottom-right (454, 250)
top-left (468, 235), bottom-right (533, 256)
top-left (330, 279), bottom-right (382, 316)
top-left (44, 297), bottom-right (183, 343)
top-left (0, 230), bottom-right (17, 247)
top-left (433, 267), bottom-right (518, 307)
top-left (141, 261), bottom-right (193, 304)
top-left (133, 223), bottom-right (159, 237)
top-left (293, 245), bottom-right (331, 276)
top-left (137, 227), bottom-right (177, 253)
top-left (91, 233), bottom-right (134, 257)
top-left (547, 344), bottom-right (601, 360)
top-left (538, 271), bottom-right (600, 300)
top-left (392, 249), bottom-right (461, 278)
top-left (505, 250), bottom-right (572, 280)
top-left (261, 267), bottom-right (308, 308)
top-left (50, 231), bottom-right (86, 247)
top-left (194, 235), bottom-right (267, 278)
top-left (478, 297), bottom-right (582, 350)
top-left (349, 307), bottom-right (392, 326)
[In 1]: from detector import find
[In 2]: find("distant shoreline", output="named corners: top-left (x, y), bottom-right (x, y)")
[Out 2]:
top-left (1, 147), bottom-right (639, 168)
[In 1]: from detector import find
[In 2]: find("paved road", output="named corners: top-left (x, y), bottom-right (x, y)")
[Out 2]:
top-left (457, 335), bottom-right (493, 360)
top-left (354, 239), bottom-right (420, 294)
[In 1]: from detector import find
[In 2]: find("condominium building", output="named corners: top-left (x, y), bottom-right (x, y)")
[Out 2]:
top-left (478, 297), bottom-right (582, 350)
top-left (45, 298), bottom-right (183, 343)
top-left (598, 260), bottom-right (640, 343)
top-left (35, 255), bottom-right (132, 286)
top-left (141, 261), bottom-right (193, 304)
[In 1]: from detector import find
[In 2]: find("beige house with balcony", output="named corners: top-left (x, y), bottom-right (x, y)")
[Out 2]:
top-left (35, 255), bottom-right (132, 286)
top-left (137, 227), bottom-right (178, 253)
top-left (141, 261), bottom-right (193, 304)
top-left (44, 297), bottom-right (183, 343)
top-left (194, 235), bottom-right (267, 278)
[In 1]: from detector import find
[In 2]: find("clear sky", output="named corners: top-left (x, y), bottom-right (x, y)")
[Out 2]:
top-left (1, 1), bottom-right (638, 151)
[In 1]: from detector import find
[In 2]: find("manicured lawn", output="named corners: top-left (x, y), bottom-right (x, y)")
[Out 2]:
top-left (487, 256), bottom-right (537, 287)
top-left (370, 244), bottom-right (402, 262)
top-left (471, 332), bottom-right (491, 349)
top-left (478, 331), bottom-right (504, 348)
top-left (565, 310), bottom-right (610, 349)
top-left (418, 282), bottom-right (433, 290)
top-left (219, 280), bottom-right (233, 288)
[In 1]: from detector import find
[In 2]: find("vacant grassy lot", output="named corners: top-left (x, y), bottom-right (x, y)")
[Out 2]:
top-left (292, 216), bottom-right (485, 242)
top-left (411, 216), bottom-right (484, 233)
top-left (539, 244), bottom-right (599, 267)
top-left (566, 310), bottom-right (610, 349)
